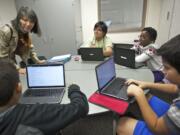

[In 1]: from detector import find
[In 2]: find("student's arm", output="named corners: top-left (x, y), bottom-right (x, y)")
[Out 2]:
top-left (135, 53), bottom-right (150, 63)
top-left (103, 46), bottom-right (113, 57)
top-left (127, 84), bottom-right (170, 135)
top-left (29, 44), bottom-right (46, 64)
top-left (0, 26), bottom-right (25, 74)
top-left (142, 82), bottom-right (178, 94)
top-left (0, 25), bottom-right (12, 58)
top-left (103, 37), bottom-right (113, 57)
top-left (20, 84), bottom-right (89, 133)
top-left (126, 79), bottom-right (178, 94)
top-left (135, 46), bottom-right (156, 63)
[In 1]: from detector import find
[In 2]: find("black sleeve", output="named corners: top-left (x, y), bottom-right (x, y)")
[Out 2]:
top-left (15, 84), bottom-right (89, 134)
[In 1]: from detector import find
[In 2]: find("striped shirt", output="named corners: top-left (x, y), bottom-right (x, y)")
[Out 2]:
top-left (164, 96), bottom-right (180, 135)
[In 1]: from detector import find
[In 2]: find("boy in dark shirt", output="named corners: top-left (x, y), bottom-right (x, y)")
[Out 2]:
top-left (0, 59), bottom-right (89, 135)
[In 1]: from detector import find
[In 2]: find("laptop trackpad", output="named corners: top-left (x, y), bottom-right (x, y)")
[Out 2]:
top-left (102, 78), bottom-right (129, 100)
top-left (116, 85), bottom-right (128, 100)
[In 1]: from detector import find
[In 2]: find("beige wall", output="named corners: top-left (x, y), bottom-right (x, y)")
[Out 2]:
top-left (0, 0), bottom-right (17, 25)
top-left (81, 0), bottom-right (163, 44)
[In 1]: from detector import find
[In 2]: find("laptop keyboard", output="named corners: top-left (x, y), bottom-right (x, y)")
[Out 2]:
top-left (24, 88), bottom-right (64, 97)
top-left (104, 78), bottom-right (126, 95)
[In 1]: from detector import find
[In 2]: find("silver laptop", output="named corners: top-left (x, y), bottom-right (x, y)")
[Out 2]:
top-left (114, 44), bottom-right (144, 68)
top-left (20, 64), bottom-right (65, 104)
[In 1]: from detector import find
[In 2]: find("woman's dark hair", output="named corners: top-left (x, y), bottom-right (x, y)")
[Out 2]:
top-left (11, 6), bottom-right (41, 36)
top-left (142, 27), bottom-right (157, 42)
top-left (0, 59), bottom-right (19, 106)
top-left (94, 21), bottom-right (108, 36)
top-left (157, 34), bottom-right (180, 73)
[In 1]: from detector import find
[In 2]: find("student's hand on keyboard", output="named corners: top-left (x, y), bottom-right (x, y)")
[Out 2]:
top-left (126, 79), bottom-right (148, 89)
top-left (127, 84), bottom-right (144, 98)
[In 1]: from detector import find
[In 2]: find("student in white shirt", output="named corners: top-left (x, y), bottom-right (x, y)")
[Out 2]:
top-left (133, 27), bottom-right (164, 82)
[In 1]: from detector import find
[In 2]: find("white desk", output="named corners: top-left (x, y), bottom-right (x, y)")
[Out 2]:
top-left (20, 57), bottom-right (154, 115)
top-left (65, 56), bottom-right (101, 71)
top-left (66, 55), bottom-right (150, 71)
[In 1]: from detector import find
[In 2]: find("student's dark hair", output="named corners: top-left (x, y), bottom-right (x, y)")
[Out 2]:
top-left (157, 34), bottom-right (180, 73)
top-left (0, 59), bottom-right (20, 106)
top-left (142, 27), bottom-right (157, 42)
top-left (11, 6), bottom-right (41, 36)
top-left (94, 21), bottom-right (108, 35)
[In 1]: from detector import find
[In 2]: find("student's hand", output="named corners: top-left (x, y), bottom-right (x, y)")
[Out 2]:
top-left (127, 84), bottom-right (144, 98)
top-left (103, 46), bottom-right (113, 57)
top-left (126, 79), bottom-right (148, 89)
top-left (38, 60), bottom-right (46, 64)
top-left (68, 84), bottom-right (81, 97)
top-left (18, 68), bottom-right (26, 75)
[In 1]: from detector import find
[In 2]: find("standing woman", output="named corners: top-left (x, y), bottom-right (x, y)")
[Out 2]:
top-left (0, 6), bottom-right (45, 74)
top-left (84, 21), bottom-right (113, 57)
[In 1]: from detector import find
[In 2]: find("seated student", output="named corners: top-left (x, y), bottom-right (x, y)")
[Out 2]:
top-left (0, 59), bottom-right (89, 135)
top-left (132, 27), bottom-right (164, 82)
top-left (116, 35), bottom-right (180, 135)
top-left (83, 21), bottom-right (113, 57)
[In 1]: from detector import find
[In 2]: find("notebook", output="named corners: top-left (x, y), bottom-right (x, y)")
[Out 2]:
top-left (20, 64), bottom-right (65, 104)
top-left (47, 54), bottom-right (71, 64)
top-left (114, 44), bottom-right (144, 68)
top-left (79, 47), bottom-right (104, 61)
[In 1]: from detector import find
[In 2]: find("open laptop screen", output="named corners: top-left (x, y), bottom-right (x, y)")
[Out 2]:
top-left (96, 57), bottom-right (116, 90)
top-left (27, 65), bottom-right (65, 88)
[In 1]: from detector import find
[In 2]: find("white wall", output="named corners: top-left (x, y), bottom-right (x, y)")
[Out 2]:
top-left (81, 0), bottom-right (163, 44)
top-left (0, 0), bottom-right (169, 45)
top-left (169, 0), bottom-right (180, 39)
top-left (0, 0), bottom-right (17, 25)
top-left (1, 0), bottom-right (162, 44)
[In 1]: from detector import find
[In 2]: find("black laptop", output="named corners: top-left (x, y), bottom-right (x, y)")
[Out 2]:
top-left (79, 47), bottom-right (104, 61)
top-left (95, 57), bottom-right (129, 101)
top-left (114, 44), bottom-right (144, 68)
top-left (20, 64), bottom-right (65, 104)
top-left (95, 57), bottom-right (149, 102)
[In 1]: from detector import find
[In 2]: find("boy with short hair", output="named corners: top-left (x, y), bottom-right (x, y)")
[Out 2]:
top-left (116, 35), bottom-right (180, 135)
top-left (133, 27), bottom-right (164, 82)
top-left (0, 59), bottom-right (89, 135)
